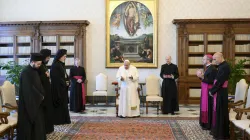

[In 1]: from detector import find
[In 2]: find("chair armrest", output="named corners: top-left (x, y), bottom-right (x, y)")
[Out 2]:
top-left (112, 82), bottom-right (118, 86)
top-left (3, 103), bottom-right (18, 111)
top-left (228, 100), bottom-right (245, 108)
top-left (228, 97), bottom-right (234, 102)
top-left (234, 100), bottom-right (244, 104)
top-left (234, 107), bottom-right (250, 113)
top-left (0, 112), bottom-right (10, 124)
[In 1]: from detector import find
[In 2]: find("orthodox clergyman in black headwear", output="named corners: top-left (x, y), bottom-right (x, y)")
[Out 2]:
top-left (38, 49), bottom-right (54, 134)
top-left (17, 53), bottom-right (46, 140)
top-left (50, 49), bottom-right (71, 125)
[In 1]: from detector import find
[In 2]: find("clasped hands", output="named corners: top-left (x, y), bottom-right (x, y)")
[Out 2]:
top-left (45, 71), bottom-right (50, 78)
top-left (163, 74), bottom-right (173, 79)
top-left (66, 81), bottom-right (70, 86)
top-left (77, 79), bottom-right (83, 83)
top-left (196, 69), bottom-right (204, 79)
top-left (121, 75), bottom-right (133, 81)
top-left (209, 92), bottom-right (213, 97)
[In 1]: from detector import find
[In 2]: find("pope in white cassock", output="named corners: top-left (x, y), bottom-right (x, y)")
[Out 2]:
top-left (116, 60), bottom-right (140, 118)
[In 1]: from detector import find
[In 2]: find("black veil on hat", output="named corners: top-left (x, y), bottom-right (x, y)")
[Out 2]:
top-left (30, 53), bottom-right (43, 61)
top-left (40, 49), bottom-right (51, 59)
top-left (53, 49), bottom-right (67, 63)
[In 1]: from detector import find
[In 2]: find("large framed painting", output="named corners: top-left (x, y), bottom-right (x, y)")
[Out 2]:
top-left (106, 0), bottom-right (158, 68)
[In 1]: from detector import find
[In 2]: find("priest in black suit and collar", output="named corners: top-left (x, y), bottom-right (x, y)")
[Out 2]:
top-left (160, 56), bottom-right (179, 115)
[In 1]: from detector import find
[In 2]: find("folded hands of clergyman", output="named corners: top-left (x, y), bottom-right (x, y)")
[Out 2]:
top-left (45, 71), bottom-right (50, 77)
top-left (77, 79), bottom-right (82, 83)
top-left (164, 74), bottom-right (174, 79)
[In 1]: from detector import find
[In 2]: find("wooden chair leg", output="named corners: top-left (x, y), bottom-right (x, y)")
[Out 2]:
top-left (8, 129), bottom-right (11, 140)
top-left (11, 127), bottom-right (14, 140)
top-left (142, 96), bottom-right (145, 107)
top-left (244, 130), bottom-right (246, 140)
top-left (246, 131), bottom-right (250, 140)
top-left (230, 121), bottom-right (235, 140)
top-left (116, 105), bottom-right (118, 117)
top-left (161, 102), bottom-right (163, 110)
top-left (146, 101), bottom-right (148, 114)
top-left (157, 102), bottom-right (159, 115)
top-left (106, 96), bottom-right (108, 105)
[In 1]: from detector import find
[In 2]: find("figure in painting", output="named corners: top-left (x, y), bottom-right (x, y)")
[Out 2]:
top-left (138, 46), bottom-right (152, 63)
top-left (141, 12), bottom-right (153, 28)
top-left (124, 2), bottom-right (140, 36)
top-left (112, 14), bottom-right (121, 29)
top-left (111, 42), bottom-right (124, 62)
top-left (144, 36), bottom-right (149, 49)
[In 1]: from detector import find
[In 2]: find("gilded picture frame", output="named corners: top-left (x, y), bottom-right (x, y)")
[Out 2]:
top-left (106, 0), bottom-right (158, 68)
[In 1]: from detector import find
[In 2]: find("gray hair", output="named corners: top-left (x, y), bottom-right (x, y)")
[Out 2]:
top-left (124, 59), bottom-right (130, 64)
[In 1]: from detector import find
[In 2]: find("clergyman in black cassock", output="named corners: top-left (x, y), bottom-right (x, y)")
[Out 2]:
top-left (160, 56), bottom-right (179, 115)
top-left (197, 54), bottom-right (217, 130)
top-left (50, 49), bottom-right (71, 125)
top-left (209, 52), bottom-right (230, 139)
top-left (38, 49), bottom-right (54, 134)
top-left (17, 53), bottom-right (46, 140)
top-left (69, 58), bottom-right (86, 112)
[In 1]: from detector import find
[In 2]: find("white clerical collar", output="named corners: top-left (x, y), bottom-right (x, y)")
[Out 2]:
top-left (206, 63), bottom-right (211, 67)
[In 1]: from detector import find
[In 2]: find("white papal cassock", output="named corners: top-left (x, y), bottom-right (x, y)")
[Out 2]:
top-left (116, 65), bottom-right (140, 117)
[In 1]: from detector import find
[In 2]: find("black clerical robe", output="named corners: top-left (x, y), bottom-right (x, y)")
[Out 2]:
top-left (17, 65), bottom-right (46, 140)
top-left (38, 63), bottom-right (54, 134)
top-left (160, 63), bottom-right (179, 114)
top-left (209, 61), bottom-right (230, 139)
top-left (199, 64), bottom-right (217, 130)
top-left (69, 66), bottom-right (86, 112)
top-left (50, 61), bottom-right (71, 125)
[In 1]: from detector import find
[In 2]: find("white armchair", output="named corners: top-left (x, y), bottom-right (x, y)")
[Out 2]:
top-left (228, 79), bottom-right (248, 112)
top-left (145, 75), bottom-right (163, 114)
top-left (230, 86), bottom-right (250, 139)
top-left (92, 73), bottom-right (108, 105)
top-left (0, 103), bottom-right (11, 140)
top-left (0, 81), bottom-right (18, 140)
top-left (0, 81), bottom-right (18, 112)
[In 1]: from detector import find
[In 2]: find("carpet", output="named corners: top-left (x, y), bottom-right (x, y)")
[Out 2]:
top-left (47, 117), bottom-right (213, 140)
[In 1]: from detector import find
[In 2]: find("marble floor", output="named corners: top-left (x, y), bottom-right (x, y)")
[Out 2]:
top-left (70, 103), bottom-right (238, 119)
top-left (70, 104), bottom-right (200, 117)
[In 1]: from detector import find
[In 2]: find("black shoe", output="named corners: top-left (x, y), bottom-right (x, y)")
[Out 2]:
top-left (209, 131), bottom-right (214, 135)
top-left (201, 127), bottom-right (209, 130)
top-left (171, 113), bottom-right (175, 115)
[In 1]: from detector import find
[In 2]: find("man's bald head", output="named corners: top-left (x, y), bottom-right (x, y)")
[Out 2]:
top-left (165, 55), bottom-right (172, 64)
top-left (124, 59), bottom-right (130, 69)
top-left (213, 52), bottom-right (224, 65)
